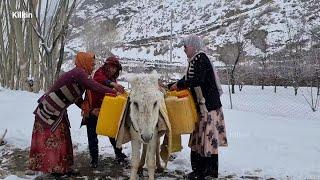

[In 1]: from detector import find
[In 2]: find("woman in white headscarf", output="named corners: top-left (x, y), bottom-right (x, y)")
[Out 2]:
top-left (169, 35), bottom-right (227, 179)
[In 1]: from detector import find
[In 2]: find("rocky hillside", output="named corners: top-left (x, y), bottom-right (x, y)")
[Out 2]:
top-left (63, 0), bottom-right (320, 74)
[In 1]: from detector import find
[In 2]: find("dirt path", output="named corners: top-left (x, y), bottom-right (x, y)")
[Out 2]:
top-left (0, 147), bottom-right (187, 179)
top-left (0, 146), bottom-right (269, 180)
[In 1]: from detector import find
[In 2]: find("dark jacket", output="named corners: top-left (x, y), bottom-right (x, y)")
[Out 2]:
top-left (176, 52), bottom-right (222, 111)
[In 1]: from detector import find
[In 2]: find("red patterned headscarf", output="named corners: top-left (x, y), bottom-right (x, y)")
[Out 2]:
top-left (104, 56), bottom-right (122, 71)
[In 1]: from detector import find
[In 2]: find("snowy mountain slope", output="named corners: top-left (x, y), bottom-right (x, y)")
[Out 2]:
top-left (63, 0), bottom-right (320, 71)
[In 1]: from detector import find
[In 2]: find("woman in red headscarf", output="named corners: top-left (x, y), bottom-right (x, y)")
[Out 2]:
top-left (81, 56), bottom-right (126, 168)
top-left (29, 52), bottom-right (122, 177)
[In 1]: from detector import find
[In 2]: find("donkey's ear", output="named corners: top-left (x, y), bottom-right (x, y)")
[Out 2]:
top-left (127, 74), bottom-right (146, 89)
top-left (127, 75), bottom-right (139, 88)
top-left (127, 75), bottom-right (136, 84)
top-left (151, 70), bottom-right (158, 75)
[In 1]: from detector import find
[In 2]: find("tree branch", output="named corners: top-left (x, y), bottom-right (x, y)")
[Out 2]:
top-left (30, 23), bottom-right (50, 54)
top-left (0, 129), bottom-right (7, 146)
top-left (22, 0), bottom-right (41, 29)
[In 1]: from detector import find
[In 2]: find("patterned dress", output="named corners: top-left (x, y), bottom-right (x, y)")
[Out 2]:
top-left (189, 108), bottom-right (227, 156)
top-left (29, 115), bottom-right (73, 173)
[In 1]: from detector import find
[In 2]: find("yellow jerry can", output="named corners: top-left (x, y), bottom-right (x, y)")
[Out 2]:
top-left (165, 89), bottom-right (198, 135)
top-left (96, 93), bottom-right (128, 138)
top-left (175, 90), bottom-right (198, 124)
top-left (170, 134), bottom-right (183, 153)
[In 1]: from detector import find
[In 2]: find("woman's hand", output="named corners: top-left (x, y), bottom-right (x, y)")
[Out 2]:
top-left (170, 83), bottom-right (178, 91)
top-left (158, 80), bottom-right (165, 88)
top-left (112, 83), bottom-right (125, 93)
top-left (158, 80), bottom-right (168, 92)
top-left (91, 108), bottom-right (100, 117)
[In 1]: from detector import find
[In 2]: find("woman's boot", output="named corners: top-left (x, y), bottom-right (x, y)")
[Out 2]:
top-left (109, 137), bottom-right (127, 162)
top-left (86, 115), bottom-right (99, 168)
top-left (204, 154), bottom-right (218, 178)
top-left (187, 151), bottom-right (204, 179)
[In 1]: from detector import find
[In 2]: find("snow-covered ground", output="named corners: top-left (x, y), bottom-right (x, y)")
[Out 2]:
top-left (0, 85), bottom-right (320, 179)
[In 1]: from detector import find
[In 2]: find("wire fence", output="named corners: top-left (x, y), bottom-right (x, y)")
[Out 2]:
top-left (118, 79), bottom-right (320, 121)
top-left (220, 85), bottom-right (320, 121)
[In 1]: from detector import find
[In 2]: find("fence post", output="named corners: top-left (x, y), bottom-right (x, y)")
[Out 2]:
top-left (227, 66), bottom-right (233, 109)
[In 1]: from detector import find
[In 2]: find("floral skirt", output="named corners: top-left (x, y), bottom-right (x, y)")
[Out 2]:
top-left (29, 116), bottom-right (73, 173)
top-left (189, 108), bottom-right (228, 156)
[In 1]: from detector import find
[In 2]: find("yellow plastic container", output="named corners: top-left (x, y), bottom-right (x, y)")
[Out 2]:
top-left (175, 90), bottom-right (198, 123)
top-left (165, 90), bottom-right (198, 135)
top-left (170, 134), bottom-right (182, 153)
top-left (96, 93), bottom-right (128, 138)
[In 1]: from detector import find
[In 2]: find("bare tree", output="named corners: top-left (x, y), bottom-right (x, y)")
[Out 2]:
top-left (0, 0), bottom-right (6, 87)
top-left (0, 0), bottom-right (78, 91)
top-left (317, 68), bottom-right (320, 96)
top-left (217, 16), bottom-right (247, 94)
top-left (245, 28), bottom-right (268, 90)
top-left (8, 0), bottom-right (32, 91)
top-left (302, 84), bottom-right (319, 112)
top-left (283, 14), bottom-right (308, 95)
top-left (309, 28), bottom-right (320, 96)
top-left (302, 37), bottom-right (320, 112)
top-left (2, 0), bottom-right (18, 90)
top-left (0, 129), bottom-right (7, 146)
top-left (83, 19), bottom-right (119, 62)
top-left (310, 26), bottom-right (320, 41)
top-left (29, 0), bottom-right (41, 92)
top-left (27, 0), bottom-right (77, 91)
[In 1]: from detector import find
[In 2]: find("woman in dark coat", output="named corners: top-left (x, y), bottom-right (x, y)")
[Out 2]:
top-left (29, 52), bottom-right (120, 176)
top-left (170, 35), bottom-right (228, 179)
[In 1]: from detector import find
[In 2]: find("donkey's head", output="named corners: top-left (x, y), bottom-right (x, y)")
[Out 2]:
top-left (128, 74), bottom-right (162, 143)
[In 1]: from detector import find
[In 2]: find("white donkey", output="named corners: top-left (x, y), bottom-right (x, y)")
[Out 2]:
top-left (128, 74), bottom-right (163, 180)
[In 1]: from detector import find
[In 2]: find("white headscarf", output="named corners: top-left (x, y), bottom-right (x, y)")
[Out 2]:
top-left (182, 35), bottom-right (223, 96)
top-left (182, 35), bottom-right (206, 62)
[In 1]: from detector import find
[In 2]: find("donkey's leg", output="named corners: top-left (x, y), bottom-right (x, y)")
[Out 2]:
top-left (155, 136), bottom-right (164, 173)
top-left (146, 135), bottom-right (157, 180)
top-left (130, 139), bottom-right (141, 180)
top-left (138, 144), bottom-right (147, 174)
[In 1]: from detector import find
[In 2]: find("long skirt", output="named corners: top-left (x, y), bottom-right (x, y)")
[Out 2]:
top-left (189, 108), bottom-right (228, 156)
top-left (29, 116), bottom-right (73, 173)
